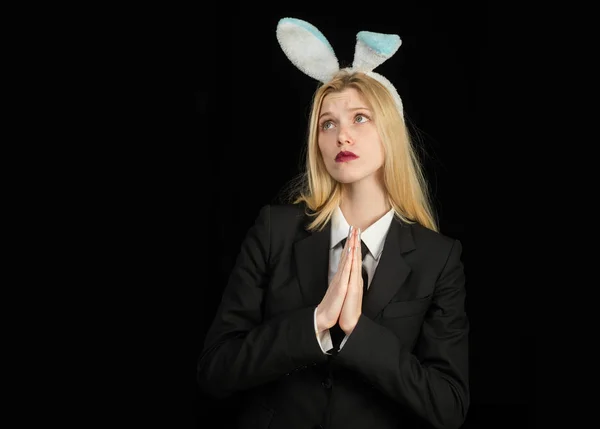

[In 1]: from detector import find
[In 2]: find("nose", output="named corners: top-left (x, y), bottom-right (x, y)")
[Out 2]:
top-left (336, 125), bottom-right (354, 147)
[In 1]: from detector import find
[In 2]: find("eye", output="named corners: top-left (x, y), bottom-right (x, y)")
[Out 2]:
top-left (355, 114), bottom-right (370, 123)
top-left (320, 120), bottom-right (334, 131)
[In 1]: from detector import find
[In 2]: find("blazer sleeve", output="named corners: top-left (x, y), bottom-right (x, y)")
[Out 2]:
top-left (337, 239), bottom-right (469, 429)
top-left (197, 205), bottom-right (328, 399)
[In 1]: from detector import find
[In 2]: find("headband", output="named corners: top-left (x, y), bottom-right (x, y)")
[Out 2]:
top-left (276, 17), bottom-right (404, 116)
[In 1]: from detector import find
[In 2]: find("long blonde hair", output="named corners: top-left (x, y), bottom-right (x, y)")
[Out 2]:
top-left (289, 70), bottom-right (438, 233)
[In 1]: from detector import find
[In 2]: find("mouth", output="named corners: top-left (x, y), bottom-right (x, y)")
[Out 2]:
top-left (335, 151), bottom-right (358, 163)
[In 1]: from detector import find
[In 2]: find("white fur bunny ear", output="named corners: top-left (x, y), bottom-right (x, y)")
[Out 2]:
top-left (352, 31), bottom-right (402, 72)
top-left (276, 17), bottom-right (340, 83)
top-left (349, 30), bottom-right (404, 114)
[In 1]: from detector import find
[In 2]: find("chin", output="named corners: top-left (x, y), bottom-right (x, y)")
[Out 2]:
top-left (328, 165), bottom-right (383, 185)
top-left (330, 171), bottom-right (364, 184)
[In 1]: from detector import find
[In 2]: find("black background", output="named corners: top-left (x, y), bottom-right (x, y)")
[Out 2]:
top-left (135, 5), bottom-right (534, 428)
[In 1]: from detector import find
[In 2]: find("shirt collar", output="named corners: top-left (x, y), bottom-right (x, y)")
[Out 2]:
top-left (330, 206), bottom-right (395, 260)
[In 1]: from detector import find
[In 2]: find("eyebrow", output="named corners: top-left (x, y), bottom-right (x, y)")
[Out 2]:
top-left (319, 107), bottom-right (370, 119)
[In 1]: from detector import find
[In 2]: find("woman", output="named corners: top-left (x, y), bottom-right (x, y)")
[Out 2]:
top-left (197, 18), bottom-right (469, 429)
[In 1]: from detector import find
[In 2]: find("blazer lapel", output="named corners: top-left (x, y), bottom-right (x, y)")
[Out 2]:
top-left (362, 218), bottom-right (415, 319)
top-left (294, 222), bottom-right (332, 308)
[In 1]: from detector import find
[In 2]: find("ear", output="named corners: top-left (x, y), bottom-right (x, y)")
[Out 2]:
top-left (276, 17), bottom-right (340, 83)
top-left (352, 31), bottom-right (402, 72)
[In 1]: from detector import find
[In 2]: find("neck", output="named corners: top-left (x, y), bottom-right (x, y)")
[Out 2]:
top-left (340, 175), bottom-right (390, 231)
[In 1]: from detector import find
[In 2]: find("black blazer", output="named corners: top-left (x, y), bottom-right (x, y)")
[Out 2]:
top-left (198, 204), bottom-right (469, 429)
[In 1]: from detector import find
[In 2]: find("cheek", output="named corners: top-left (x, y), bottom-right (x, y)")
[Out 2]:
top-left (376, 144), bottom-right (386, 163)
top-left (367, 133), bottom-right (385, 161)
top-left (318, 136), bottom-right (334, 157)
top-left (362, 142), bottom-right (385, 169)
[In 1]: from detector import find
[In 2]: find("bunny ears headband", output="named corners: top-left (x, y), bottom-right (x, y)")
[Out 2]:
top-left (276, 17), bottom-right (404, 116)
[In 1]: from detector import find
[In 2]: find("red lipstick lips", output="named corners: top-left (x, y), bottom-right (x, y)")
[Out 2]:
top-left (335, 151), bottom-right (358, 163)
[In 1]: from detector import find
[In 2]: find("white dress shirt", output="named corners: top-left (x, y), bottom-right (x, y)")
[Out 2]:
top-left (313, 206), bottom-right (395, 353)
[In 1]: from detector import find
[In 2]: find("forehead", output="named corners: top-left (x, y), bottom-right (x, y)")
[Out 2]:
top-left (321, 87), bottom-right (367, 110)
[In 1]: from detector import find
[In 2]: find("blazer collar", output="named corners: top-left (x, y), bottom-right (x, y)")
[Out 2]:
top-left (362, 217), bottom-right (414, 319)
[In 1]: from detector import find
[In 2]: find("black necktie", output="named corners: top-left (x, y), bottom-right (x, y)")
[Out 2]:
top-left (330, 238), bottom-right (369, 351)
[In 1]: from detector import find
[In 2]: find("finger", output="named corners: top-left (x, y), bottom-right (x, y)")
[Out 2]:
top-left (336, 226), bottom-right (353, 271)
top-left (339, 229), bottom-right (355, 285)
top-left (340, 229), bottom-right (361, 326)
top-left (344, 227), bottom-right (357, 290)
top-left (357, 228), bottom-right (362, 262)
top-left (349, 228), bottom-right (361, 292)
top-left (357, 228), bottom-right (363, 295)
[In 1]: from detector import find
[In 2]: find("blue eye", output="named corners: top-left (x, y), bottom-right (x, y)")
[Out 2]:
top-left (321, 121), bottom-right (334, 130)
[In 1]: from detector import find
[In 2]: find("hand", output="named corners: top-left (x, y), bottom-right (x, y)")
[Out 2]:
top-left (338, 227), bottom-right (363, 335)
top-left (315, 226), bottom-right (356, 333)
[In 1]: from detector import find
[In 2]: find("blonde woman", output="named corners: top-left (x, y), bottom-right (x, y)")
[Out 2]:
top-left (198, 18), bottom-right (469, 429)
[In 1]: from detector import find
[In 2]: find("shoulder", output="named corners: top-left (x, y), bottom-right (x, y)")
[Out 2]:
top-left (398, 221), bottom-right (465, 277)
top-left (254, 203), bottom-right (308, 230)
top-left (403, 220), bottom-right (462, 257)
top-left (411, 222), bottom-right (457, 245)
top-left (267, 202), bottom-right (306, 218)
top-left (252, 203), bottom-right (311, 254)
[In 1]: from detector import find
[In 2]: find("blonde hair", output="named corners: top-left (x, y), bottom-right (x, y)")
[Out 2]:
top-left (288, 70), bottom-right (438, 233)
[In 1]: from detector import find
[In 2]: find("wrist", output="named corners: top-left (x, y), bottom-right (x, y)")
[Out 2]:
top-left (315, 306), bottom-right (328, 333)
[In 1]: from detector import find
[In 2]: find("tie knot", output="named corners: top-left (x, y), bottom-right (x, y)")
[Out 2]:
top-left (340, 237), bottom-right (369, 261)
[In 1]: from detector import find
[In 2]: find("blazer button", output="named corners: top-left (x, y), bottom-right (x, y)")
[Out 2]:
top-left (321, 378), bottom-right (332, 389)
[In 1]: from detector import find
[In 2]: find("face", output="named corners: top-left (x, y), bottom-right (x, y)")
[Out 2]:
top-left (317, 87), bottom-right (385, 185)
